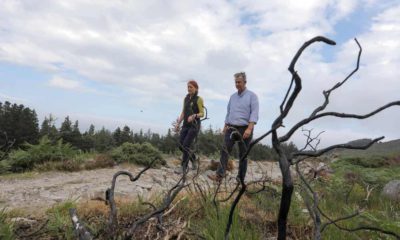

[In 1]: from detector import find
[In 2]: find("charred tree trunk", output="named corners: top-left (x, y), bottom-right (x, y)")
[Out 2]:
top-left (272, 132), bottom-right (294, 240)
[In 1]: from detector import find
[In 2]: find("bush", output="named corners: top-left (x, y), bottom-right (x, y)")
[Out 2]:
top-left (111, 142), bottom-right (166, 167)
top-left (84, 154), bottom-right (115, 170)
top-left (7, 150), bottom-right (32, 172)
top-left (0, 160), bottom-right (11, 174)
top-left (344, 155), bottom-right (388, 168)
top-left (6, 136), bottom-right (77, 172)
top-left (54, 159), bottom-right (82, 172)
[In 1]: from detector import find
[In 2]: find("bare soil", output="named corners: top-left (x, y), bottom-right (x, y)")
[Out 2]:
top-left (0, 158), bottom-right (281, 216)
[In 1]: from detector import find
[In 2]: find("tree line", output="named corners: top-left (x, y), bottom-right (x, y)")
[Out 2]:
top-left (0, 101), bottom-right (297, 160)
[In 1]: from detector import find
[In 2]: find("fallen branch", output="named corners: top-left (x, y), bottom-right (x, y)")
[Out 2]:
top-left (69, 208), bottom-right (93, 240)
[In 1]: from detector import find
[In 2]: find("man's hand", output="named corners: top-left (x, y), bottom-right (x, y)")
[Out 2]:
top-left (243, 128), bottom-right (252, 139)
top-left (222, 124), bottom-right (228, 134)
top-left (243, 122), bottom-right (254, 139)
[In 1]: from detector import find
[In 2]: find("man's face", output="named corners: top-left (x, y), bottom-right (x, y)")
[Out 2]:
top-left (235, 77), bottom-right (246, 92)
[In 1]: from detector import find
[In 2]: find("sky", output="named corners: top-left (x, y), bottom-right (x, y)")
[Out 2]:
top-left (0, 0), bottom-right (399, 148)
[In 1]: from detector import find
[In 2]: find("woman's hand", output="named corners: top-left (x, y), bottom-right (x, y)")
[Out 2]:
top-left (172, 117), bottom-right (181, 133)
top-left (188, 114), bottom-right (197, 123)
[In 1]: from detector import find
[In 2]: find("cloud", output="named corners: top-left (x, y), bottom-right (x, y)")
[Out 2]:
top-left (48, 76), bottom-right (81, 90)
top-left (0, 93), bottom-right (28, 103)
top-left (0, 0), bottom-right (398, 147)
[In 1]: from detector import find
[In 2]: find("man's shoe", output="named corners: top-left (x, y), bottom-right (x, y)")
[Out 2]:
top-left (207, 174), bottom-right (223, 182)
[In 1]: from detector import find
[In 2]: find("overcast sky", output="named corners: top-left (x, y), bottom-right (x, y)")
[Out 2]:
top-left (0, 0), bottom-right (399, 148)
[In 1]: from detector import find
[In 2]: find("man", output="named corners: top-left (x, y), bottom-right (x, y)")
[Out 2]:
top-left (208, 72), bottom-right (259, 182)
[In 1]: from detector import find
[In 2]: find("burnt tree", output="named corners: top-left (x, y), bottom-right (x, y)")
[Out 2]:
top-left (223, 36), bottom-right (399, 240)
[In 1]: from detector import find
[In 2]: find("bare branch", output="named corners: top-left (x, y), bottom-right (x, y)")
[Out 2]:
top-left (320, 210), bottom-right (360, 232)
top-left (319, 208), bottom-right (400, 239)
top-left (292, 136), bottom-right (383, 161)
top-left (299, 128), bottom-right (324, 152)
top-left (124, 173), bottom-right (189, 239)
top-left (69, 208), bottom-right (93, 240)
top-left (296, 162), bottom-right (322, 239)
top-left (107, 159), bottom-right (157, 236)
top-left (310, 38), bottom-right (362, 117)
top-left (280, 101), bottom-right (400, 142)
top-left (279, 36), bottom-right (336, 124)
top-left (280, 76), bottom-right (295, 114)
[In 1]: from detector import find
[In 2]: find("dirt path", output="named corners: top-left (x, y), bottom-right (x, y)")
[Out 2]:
top-left (0, 159), bottom-right (281, 215)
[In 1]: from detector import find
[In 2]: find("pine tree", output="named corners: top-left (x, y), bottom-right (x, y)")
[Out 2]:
top-left (88, 124), bottom-right (95, 136)
top-left (120, 126), bottom-right (132, 144)
top-left (113, 127), bottom-right (122, 146)
top-left (40, 114), bottom-right (58, 142)
top-left (59, 116), bottom-right (73, 144)
top-left (0, 101), bottom-right (39, 148)
top-left (81, 124), bottom-right (95, 152)
top-left (93, 127), bottom-right (115, 152)
top-left (71, 120), bottom-right (82, 148)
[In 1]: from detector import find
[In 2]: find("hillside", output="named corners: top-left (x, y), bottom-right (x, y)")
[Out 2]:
top-left (333, 138), bottom-right (400, 157)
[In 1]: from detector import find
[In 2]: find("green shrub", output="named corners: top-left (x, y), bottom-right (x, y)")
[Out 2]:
top-left (0, 160), bottom-right (11, 174)
top-left (111, 142), bottom-right (166, 167)
top-left (7, 150), bottom-right (32, 172)
top-left (344, 155), bottom-right (388, 168)
top-left (6, 136), bottom-right (77, 172)
top-left (332, 158), bottom-right (400, 187)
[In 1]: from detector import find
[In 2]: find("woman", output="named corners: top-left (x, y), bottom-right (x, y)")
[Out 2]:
top-left (175, 80), bottom-right (204, 174)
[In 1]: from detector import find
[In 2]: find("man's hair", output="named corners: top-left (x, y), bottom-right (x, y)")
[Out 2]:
top-left (234, 72), bottom-right (246, 82)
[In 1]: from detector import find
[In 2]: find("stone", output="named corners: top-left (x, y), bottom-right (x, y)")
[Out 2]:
top-left (381, 180), bottom-right (400, 202)
top-left (10, 217), bottom-right (37, 224)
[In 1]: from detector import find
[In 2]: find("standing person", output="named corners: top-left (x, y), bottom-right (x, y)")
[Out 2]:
top-left (174, 80), bottom-right (205, 174)
top-left (208, 72), bottom-right (259, 182)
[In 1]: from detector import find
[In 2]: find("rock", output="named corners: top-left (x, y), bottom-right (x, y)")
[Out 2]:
top-left (11, 217), bottom-right (38, 229)
top-left (151, 175), bottom-right (163, 185)
top-left (86, 190), bottom-right (106, 201)
top-left (381, 180), bottom-right (400, 202)
top-left (136, 183), bottom-right (153, 191)
top-left (207, 159), bottom-right (235, 171)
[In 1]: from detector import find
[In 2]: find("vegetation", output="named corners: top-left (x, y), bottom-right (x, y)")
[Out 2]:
top-left (0, 101), bottom-right (399, 239)
top-left (310, 154), bottom-right (400, 239)
top-left (111, 142), bottom-right (166, 167)
top-left (0, 100), bottom-right (294, 167)
top-left (5, 136), bottom-right (77, 172)
top-left (46, 201), bottom-right (77, 239)
top-left (0, 101), bottom-right (39, 148)
top-left (3, 152), bottom-right (398, 239)
top-left (0, 208), bottom-right (15, 240)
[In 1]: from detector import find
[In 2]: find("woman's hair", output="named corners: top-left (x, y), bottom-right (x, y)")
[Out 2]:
top-left (188, 80), bottom-right (199, 90)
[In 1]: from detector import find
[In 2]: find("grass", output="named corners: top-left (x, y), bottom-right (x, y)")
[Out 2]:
top-left (3, 153), bottom-right (399, 239)
top-left (193, 197), bottom-right (262, 240)
top-left (46, 200), bottom-right (77, 240)
top-left (0, 208), bottom-right (15, 240)
top-left (309, 154), bottom-right (400, 239)
top-left (0, 171), bottom-right (39, 180)
top-left (331, 156), bottom-right (400, 188)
